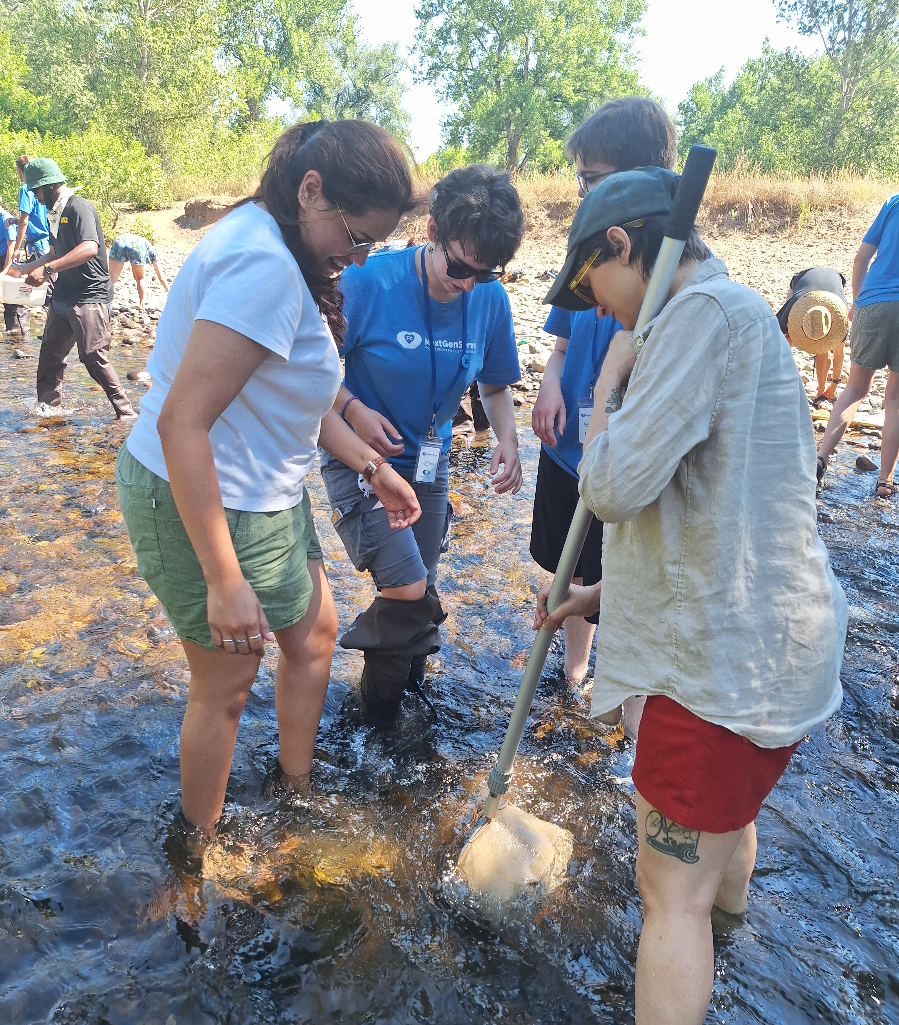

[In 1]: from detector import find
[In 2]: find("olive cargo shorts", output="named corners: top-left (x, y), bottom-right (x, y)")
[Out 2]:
top-left (116, 444), bottom-right (322, 648)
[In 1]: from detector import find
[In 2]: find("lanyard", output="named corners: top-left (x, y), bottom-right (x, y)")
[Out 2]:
top-left (588, 317), bottom-right (608, 400)
top-left (420, 247), bottom-right (469, 438)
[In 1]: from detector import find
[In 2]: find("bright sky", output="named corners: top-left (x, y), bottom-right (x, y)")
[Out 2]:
top-left (351, 0), bottom-right (820, 159)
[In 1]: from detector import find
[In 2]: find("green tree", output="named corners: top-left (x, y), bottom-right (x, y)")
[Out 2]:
top-left (304, 20), bottom-right (411, 141)
top-left (0, 29), bottom-right (48, 132)
top-left (776, 0), bottom-right (899, 144)
top-left (218, 0), bottom-right (349, 126)
top-left (677, 41), bottom-right (899, 174)
top-left (413, 0), bottom-right (646, 172)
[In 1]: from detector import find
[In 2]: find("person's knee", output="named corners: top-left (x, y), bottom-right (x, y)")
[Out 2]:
top-left (636, 853), bottom-right (709, 921)
top-left (381, 578), bottom-right (427, 601)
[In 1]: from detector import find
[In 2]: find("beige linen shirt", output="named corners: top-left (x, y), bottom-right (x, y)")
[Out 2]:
top-left (578, 258), bottom-right (846, 747)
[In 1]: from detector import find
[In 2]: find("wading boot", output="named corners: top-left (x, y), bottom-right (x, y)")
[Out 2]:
top-left (341, 591), bottom-right (445, 722)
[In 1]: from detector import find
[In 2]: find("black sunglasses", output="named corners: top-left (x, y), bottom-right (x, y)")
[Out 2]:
top-left (441, 240), bottom-right (502, 283)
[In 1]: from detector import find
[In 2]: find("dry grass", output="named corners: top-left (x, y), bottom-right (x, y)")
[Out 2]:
top-left (702, 169), bottom-right (898, 232)
top-left (335, 167), bottom-right (898, 245)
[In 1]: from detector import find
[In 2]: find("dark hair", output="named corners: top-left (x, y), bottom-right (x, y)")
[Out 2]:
top-left (566, 98), bottom-right (677, 172)
top-left (574, 215), bottom-right (711, 281)
top-left (251, 119), bottom-right (416, 342)
top-left (15, 154), bottom-right (32, 170)
top-left (429, 164), bottom-right (524, 268)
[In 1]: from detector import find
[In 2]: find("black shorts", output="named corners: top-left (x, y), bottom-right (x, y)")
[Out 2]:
top-left (529, 446), bottom-right (603, 624)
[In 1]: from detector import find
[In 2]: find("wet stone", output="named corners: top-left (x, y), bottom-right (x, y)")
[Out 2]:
top-left (856, 454), bottom-right (878, 471)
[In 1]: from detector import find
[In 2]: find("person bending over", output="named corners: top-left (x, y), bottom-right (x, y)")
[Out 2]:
top-left (116, 120), bottom-right (421, 846)
top-left (535, 167), bottom-right (846, 1025)
top-left (109, 232), bottom-right (169, 309)
top-left (324, 164), bottom-right (524, 720)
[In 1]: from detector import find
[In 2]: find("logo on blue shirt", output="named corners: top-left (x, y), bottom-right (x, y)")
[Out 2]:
top-left (397, 330), bottom-right (422, 349)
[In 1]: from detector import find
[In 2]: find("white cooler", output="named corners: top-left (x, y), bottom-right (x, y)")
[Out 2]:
top-left (0, 273), bottom-right (48, 307)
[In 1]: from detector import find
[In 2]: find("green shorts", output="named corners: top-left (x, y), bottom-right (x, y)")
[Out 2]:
top-left (850, 300), bottom-right (899, 372)
top-left (115, 443), bottom-right (322, 649)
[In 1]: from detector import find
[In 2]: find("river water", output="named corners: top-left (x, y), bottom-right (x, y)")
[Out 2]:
top-left (1, 333), bottom-right (897, 1024)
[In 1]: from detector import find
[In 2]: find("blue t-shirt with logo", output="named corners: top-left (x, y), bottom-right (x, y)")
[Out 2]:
top-left (541, 306), bottom-right (620, 478)
top-left (858, 194), bottom-right (899, 306)
top-left (340, 246), bottom-right (520, 477)
top-left (17, 184), bottom-right (49, 246)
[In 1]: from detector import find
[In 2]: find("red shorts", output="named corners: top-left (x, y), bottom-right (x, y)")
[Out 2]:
top-left (631, 695), bottom-right (800, 833)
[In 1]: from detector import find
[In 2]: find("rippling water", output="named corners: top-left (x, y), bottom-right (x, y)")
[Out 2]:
top-left (1, 333), bottom-right (898, 1024)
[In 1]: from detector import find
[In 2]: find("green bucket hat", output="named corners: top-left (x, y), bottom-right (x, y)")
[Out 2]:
top-left (544, 166), bottom-right (680, 311)
top-left (23, 157), bottom-right (67, 191)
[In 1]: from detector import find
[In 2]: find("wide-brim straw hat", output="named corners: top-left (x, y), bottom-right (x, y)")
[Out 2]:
top-left (776, 267), bottom-right (849, 355)
top-left (787, 292), bottom-right (849, 355)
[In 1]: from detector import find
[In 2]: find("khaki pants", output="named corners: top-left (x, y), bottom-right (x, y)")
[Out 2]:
top-left (37, 303), bottom-right (134, 417)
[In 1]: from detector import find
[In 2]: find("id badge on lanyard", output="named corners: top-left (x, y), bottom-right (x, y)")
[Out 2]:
top-left (416, 247), bottom-right (467, 482)
top-left (414, 435), bottom-right (442, 482)
top-left (577, 397), bottom-right (594, 444)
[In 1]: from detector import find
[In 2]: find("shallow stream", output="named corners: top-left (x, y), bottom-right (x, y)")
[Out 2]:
top-left (1, 333), bottom-right (897, 1023)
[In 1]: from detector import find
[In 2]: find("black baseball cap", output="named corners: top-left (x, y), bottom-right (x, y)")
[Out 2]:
top-left (544, 166), bottom-right (680, 310)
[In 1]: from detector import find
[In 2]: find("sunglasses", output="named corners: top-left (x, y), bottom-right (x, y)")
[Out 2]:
top-left (441, 240), bottom-right (502, 283)
top-left (568, 218), bottom-right (645, 305)
top-left (336, 203), bottom-right (375, 255)
top-left (575, 169), bottom-right (616, 192)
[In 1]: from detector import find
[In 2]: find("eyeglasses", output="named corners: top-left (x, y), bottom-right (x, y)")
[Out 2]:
top-left (575, 169), bottom-right (616, 193)
top-left (568, 218), bottom-right (645, 304)
top-left (336, 204), bottom-right (375, 255)
top-left (441, 240), bottom-right (502, 283)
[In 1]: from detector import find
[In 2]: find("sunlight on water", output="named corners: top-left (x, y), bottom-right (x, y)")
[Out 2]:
top-left (1, 330), bottom-right (898, 1023)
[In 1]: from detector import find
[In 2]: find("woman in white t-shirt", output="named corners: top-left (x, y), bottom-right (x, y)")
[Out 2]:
top-left (116, 120), bottom-right (421, 845)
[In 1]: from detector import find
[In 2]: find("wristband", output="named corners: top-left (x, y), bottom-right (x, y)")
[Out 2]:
top-left (340, 395), bottom-right (360, 421)
top-left (361, 456), bottom-right (385, 483)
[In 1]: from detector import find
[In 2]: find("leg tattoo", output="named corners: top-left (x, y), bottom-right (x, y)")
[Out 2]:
top-left (645, 810), bottom-right (701, 864)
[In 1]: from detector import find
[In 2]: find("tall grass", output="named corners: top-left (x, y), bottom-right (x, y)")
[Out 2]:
top-left (701, 167), bottom-right (898, 231)
top-left (507, 167), bottom-right (897, 234)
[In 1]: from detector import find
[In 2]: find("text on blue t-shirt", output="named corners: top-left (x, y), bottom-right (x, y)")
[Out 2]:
top-left (340, 246), bottom-right (520, 477)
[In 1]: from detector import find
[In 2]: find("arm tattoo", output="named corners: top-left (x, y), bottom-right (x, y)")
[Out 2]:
top-left (604, 388), bottom-right (623, 415)
top-left (645, 810), bottom-right (701, 864)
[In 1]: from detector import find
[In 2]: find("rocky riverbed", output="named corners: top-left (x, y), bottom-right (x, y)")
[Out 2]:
top-left (13, 201), bottom-right (888, 428)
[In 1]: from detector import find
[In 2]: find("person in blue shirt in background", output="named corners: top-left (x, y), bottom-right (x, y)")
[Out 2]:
top-left (323, 165), bottom-right (524, 719)
top-left (1, 203), bottom-right (31, 336)
top-left (529, 97), bottom-right (677, 716)
top-left (817, 193), bottom-right (899, 498)
top-left (11, 154), bottom-right (50, 263)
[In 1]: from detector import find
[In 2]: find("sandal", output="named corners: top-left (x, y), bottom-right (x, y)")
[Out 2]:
top-left (816, 455), bottom-right (827, 484)
top-left (811, 394), bottom-right (833, 411)
top-left (874, 480), bottom-right (896, 499)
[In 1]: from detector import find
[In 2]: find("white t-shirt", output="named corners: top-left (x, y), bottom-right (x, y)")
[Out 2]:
top-left (126, 202), bottom-right (342, 512)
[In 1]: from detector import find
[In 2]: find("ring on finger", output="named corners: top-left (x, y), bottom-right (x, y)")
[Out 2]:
top-left (236, 638), bottom-right (249, 645)
top-left (248, 633), bottom-right (262, 641)
top-left (222, 638), bottom-right (234, 643)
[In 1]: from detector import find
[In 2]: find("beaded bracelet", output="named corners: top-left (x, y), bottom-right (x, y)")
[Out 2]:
top-left (340, 395), bottom-right (360, 421)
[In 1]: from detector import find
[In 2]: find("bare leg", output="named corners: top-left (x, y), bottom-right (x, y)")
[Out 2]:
top-left (132, 264), bottom-right (146, 308)
top-left (109, 259), bottom-right (125, 286)
top-left (876, 370), bottom-right (899, 494)
top-left (826, 343), bottom-right (845, 400)
top-left (563, 574), bottom-right (595, 682)
top-left (814, 352), bottom-right (830, 398)
top-left (179, 640), bottom-right (261, 829)
top-left (817, 363), bottom-right (876, 467)
top-left (634, 790), bottom-right (746, 1025)
top-left (273, 559), bottom-right (339, 776)
top-left (713, 821), bottom-right (756, 914)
